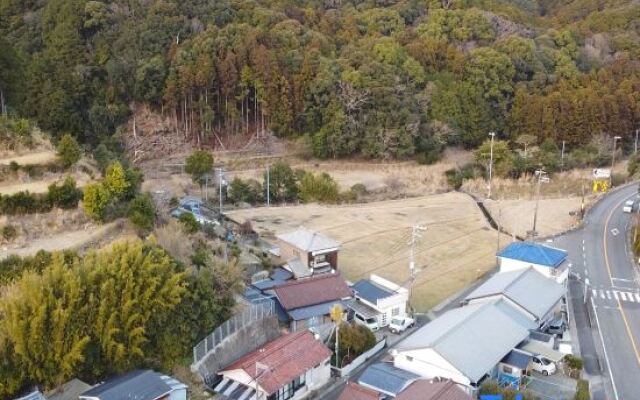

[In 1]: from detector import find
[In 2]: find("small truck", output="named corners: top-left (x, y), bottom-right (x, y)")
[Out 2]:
top-left (389, 316), bottom-right (415, 334)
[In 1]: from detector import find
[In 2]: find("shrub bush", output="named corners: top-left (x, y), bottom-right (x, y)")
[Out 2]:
top-left (46, 177), bottom-right (83, 209)
top-left (128, 193), bottom-right (156, 232)
top-left (565, 354), bottom-right (583, 371)
top-left (1, 225), bottom-right (17, 241)
top-left (178, 212), bottom-right (200, 234)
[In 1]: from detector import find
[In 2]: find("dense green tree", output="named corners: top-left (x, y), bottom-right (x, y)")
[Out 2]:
top-left (104, 161), bottom-right (130, 200)
top-left (57, 134), bottom-right (82, 168)
top-left (83, 183), bottom-right (111, 221)
top-left (128, 193), bottom-right (156, 232)
top-left (264, 162), bottom-right (299, 203)
top-left (185, 150), bottom-right (213, 187)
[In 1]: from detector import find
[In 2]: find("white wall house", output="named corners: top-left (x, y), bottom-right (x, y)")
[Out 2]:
top-left (351, 275), bottom-right (408, 327)
top-left (391, 302), bottom-right (530, 394)
top-left (463, 267), bottom-right (566, 329)
top-left (497, 242), bottom-right (569, 285)
top-left (216, 330), bottom-right (331, 400)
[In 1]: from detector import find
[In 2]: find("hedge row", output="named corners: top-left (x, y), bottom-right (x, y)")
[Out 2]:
top-left (0, 177), bottom-right (82, 215)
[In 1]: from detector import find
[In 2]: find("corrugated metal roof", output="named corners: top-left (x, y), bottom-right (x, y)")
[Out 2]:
top-left (518, 341), bottom-right (564, 362)
top-left (395, 302), bottom-right (529, 383)
top-left (497, 242), bottom-right (567, 268)
top-left (79, 370), bottom-right (173, 400)
top-left (285, 258), bottom-right (312, 279)
top-left (277, 227), bottom-right (340, 252)
top-left (14, 391), bottom-right (46, 400)
top-left (501, 350), bottom-right (531, 370)
top-left (47, 379), bottom-right (92, 400)
top-left (492, 300), bottom-right (537, 330)
top-left (465, 268), bottom-right (565, 320)
top-left (358, 363), bottom-right (420, 396)
top-left (345, 299), bottom-right (380, 319)
top-left (352, 279), bottom-right (395, 304)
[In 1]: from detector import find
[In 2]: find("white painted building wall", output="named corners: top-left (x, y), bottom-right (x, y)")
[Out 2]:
top-left (498, 257), bottom-right (568, 285)
top-left (392, 348), bottom-right (471, 387)
top-left (355, 275), bottom-right (409, 327)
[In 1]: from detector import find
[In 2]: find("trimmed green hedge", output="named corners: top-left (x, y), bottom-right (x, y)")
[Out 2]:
top-left (0, 177), bottom-right (82, 215)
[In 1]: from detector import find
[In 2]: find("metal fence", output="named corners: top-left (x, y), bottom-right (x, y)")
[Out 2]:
top-left (192, 300), bottom-right (275, 364)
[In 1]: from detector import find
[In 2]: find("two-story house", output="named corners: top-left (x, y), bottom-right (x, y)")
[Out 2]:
top-left (277, 228), bottom-right (340, 276)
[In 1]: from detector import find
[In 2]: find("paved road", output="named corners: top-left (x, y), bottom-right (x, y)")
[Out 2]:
top-left (553, 183), bottom-right (640, 400)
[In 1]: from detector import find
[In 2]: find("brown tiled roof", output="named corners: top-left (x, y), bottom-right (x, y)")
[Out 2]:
top-left (222, 331), bottom-right (332, 395)
top-left (273, 273), bottom-right (352, 310)
top-left (396, 380), bottom-right (472, 400)
top-left (338, 382), bottom-right (380, 400)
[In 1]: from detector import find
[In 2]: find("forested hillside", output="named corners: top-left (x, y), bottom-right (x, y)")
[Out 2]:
top-left (0, 0), bottom-right (638, 160)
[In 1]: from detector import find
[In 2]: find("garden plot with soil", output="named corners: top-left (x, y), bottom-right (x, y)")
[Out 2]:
top-left (227, 192), bottom-right (510, 311)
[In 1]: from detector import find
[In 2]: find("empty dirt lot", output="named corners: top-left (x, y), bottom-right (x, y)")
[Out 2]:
top-left (228, 192), bottom-right (511, 311)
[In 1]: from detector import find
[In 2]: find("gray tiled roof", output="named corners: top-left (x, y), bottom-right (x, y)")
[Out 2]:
top-left (47, 379), bottom-right (92, 400)
top-left (277, 227), bottom-right (340, 252)
top-left (285, 257), bottom-right (312, 278)
top-left (465, 267), bottom-right (565, 320)
top-left (352, 279), bottom-right (395, 304)
top-left (79, 370), bottom-right (172, 400)
top-left (358, 363), bottom-right (420, 396)
top-left (396, 302), bottom-right (529, 383)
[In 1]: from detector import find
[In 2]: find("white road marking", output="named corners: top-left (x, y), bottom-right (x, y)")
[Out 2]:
top-left (635, 293), bottom-right (640, 302)
top-left (621, 292), bottom-right (628, 301)
top-left (601, 290), bottom-right (606, 299)
top-left (628, 294), bottom-right (636, 303)
top-left (592, 289), bottom-right (598, 298)
top-left (591, 296), bottom-right (620, 400)
top-left (614, 291), bottom-right (619, 300)
top-left (607, 291), bottom-right (612, 299)
top-left (611, 228), bottom-right (619, 236)
top-left (613, 277), bottom-right (633, 282)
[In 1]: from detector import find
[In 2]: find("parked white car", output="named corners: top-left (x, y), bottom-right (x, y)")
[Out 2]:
top-left (354, 312), bottom-right (379, 332)
top-left (530, 355), bottom-right (556, 376)
top-left (623, 199), bottom-right (635, 213)
top-left (389, 317), bottom-right (415, 334)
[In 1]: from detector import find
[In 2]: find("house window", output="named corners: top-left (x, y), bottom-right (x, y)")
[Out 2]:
top-left (391, 307), bottom-right (400, 316)
top-left (276, 381), bottom-right (294, 400)
top-left (503, 365), bottom-right (513, 374)
top-left (294, 373), bottom-right (306, 389)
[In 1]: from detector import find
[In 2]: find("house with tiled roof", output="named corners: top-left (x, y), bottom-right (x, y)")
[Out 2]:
top-left (337, 382), bottom-right (380, 400)
top-left (277, 228), bottom-right (340, 276)
top-left (396, 379), bottom-right (472, 400)
top-left (273, 273), bottom-right (353, 332)
top-left (497, 241), bottom-right (569, 284)
top-left (215, 330), bottom-right (332, 400)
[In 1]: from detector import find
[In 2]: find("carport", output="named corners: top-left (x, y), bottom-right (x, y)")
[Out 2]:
top-left (518, 341), bottom-right (565, 363)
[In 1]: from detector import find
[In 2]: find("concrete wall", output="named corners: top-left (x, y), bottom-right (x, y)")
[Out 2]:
top-left (195, 316), bottom-right (282, 382)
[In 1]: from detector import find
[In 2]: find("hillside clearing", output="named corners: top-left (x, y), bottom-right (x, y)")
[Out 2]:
top-left (0, 151), bottom-right (57, 166)
top-left (227, 192), bottom-right (510, 311)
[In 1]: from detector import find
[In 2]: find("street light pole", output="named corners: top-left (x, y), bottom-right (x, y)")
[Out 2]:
top-left (488, 132), bottom-right (496, 199)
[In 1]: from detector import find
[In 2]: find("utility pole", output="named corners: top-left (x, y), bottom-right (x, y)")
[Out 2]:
top-left (635, 129), bottom-right (639, 155)
top-left (531, 169), bottom-right (548, 239)
top-left (611, 136), bottom-right (621, 186)
top-left (408, 225), bottom-right (426, 311)
top-left (488, 132), bottom-right (496, 200)
top-left (561, 140), bottom-right (566, 171)
top-left (266, 164), bottom-right (270, 207)
top-left (218, 167), bottom-right (224, 215)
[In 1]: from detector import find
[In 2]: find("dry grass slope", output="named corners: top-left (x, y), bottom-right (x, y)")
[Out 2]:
top-left (228, 192), bottom-right (510, 311)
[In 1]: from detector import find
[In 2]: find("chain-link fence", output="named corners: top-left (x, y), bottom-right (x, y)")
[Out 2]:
top-left (193, 300), bottom-right (275, 364)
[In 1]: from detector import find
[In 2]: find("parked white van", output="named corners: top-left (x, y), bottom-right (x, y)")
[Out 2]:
top-left (354, 312), bottom-right (379, 331)
top-left (530, 355), bottom-right (556, 376)
top-left (623, 199), bottom-right (635, 213)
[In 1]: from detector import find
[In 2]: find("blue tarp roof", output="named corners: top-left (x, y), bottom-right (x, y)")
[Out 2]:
top-left (497, 242), bottom-right (567, 268)
top-left (352, 279), bottom-right (394, 304)
top-left (288, 300), bottom-right (342, 321)
top-left (501, 350), bottom-right (531, 370)
top-left (358, 363), bottom-right (420, 396)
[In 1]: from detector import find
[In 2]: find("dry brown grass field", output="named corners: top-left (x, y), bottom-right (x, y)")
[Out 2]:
top-left (228, 192), bottom-right (511, 311)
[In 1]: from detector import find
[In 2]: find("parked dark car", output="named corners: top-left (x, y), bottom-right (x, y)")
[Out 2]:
top-left (545, 318), bottom-right (567, 335)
